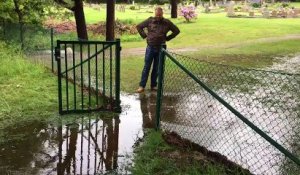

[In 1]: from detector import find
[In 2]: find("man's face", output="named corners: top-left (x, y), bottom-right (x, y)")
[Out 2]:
top-left (155, 8), bottom-right (163, 18)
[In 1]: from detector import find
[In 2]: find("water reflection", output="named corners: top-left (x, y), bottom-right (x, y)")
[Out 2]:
top-left (0, 94), bottom-right (146, 175)
top-left (139, 93), bottom-right (156, 129)
top-left (139, 92), bottom-right (180, 129)
top-left (57, 116), bottom-right (120, 175)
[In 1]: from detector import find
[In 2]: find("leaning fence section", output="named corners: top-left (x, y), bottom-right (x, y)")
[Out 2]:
top-left (156, 50), bottom-right (300, 175)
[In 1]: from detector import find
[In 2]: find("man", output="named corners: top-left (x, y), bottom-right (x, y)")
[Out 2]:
top-left (136, 7), bottom-right (180, 93)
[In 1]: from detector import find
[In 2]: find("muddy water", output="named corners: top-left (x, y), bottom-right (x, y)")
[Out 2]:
top-left (268, 54), bottom-right (300, 74)
top-left (0, 94), bottom-right (153, 175)
top-left (19, 52), bottom-right (300, 174)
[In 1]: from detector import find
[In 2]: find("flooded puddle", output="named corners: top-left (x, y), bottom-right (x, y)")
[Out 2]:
top-left (159, 90), bottom-right (300, 175)
top-left (7, 53), bottom-right (299, 174)
top-left (268, 54), bottom-right (300, 74)
top-left (0, 94), bottom-right (151, 175)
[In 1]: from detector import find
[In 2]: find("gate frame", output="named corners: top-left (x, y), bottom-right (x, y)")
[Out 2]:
top-left (55, 39), bottom-right (121, 115)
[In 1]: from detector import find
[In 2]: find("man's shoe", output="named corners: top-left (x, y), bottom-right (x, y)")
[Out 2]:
top-left (151, 86), bottom-right (158, 91)
top-left (136, 87), bottom-right (145, 93)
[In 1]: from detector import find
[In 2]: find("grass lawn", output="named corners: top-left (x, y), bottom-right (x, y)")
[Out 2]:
top-left (79, 4), bottom-right (300, 88)
top-left (0, 42), bottom-right (84, 139)
top-left (79, 5), bottom-right (300, 50)
top-left (0, 43), bottom-right (58, 129)
top-left (0, 42), bottom-right (62, 149)
top-left (133, 130), bottom-right (250, 175)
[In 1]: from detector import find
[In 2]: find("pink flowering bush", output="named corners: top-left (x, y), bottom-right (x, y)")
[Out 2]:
top-left (180, 6), bottom-right (198, 22)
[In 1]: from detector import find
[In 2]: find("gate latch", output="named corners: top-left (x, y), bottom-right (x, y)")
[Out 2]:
top-left (54, 47), bottom-right (61, 61)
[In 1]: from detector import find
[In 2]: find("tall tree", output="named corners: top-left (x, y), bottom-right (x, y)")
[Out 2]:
top-left (106, 0), bottom-right (115, 41)
top-left (170, 0), bottom-right (178, 18)
top-left (12, 0), bottom-right (24, 46)
top-left (55, 0), bottom-right (88, 40)
top-left (74, 0), bottom-right (88, 40)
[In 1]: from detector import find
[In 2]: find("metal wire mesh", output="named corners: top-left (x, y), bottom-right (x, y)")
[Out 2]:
top-left (57, 42), bottom-right (119, 113)
top-left (158, 51), bottom-right (300, 175)
top-left (0, 20), bottom-right (56, 70)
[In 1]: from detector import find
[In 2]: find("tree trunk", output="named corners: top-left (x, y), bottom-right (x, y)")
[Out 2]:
top-left (171, 0), bottom-right (177, 18)
top-left (13, 0), bottom-right (25, 48)
top-left (74, 0), bottom-right (88, 40)
top-left (106, 0), bottom-right (115, 41)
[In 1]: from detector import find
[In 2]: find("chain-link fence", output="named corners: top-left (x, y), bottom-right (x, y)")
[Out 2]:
top-left (156, 49), bottom-right (300, 175)
top-left (0, 20), bottom-right (78, 72)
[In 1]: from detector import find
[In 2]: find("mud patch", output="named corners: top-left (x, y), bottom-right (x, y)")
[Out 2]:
top-left (44, 20), bottom-right (138, 35)
top-left (163, 132), bottom-right (252, 175)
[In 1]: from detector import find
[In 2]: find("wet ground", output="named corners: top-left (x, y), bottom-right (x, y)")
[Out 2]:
top-left (9, 52), bottom-right (299, 175)
top-left (268, 54), bottom-right (300, 74)
top-left (0, 94), bottom-right (153, 175)
top-left (159, 91), bottom-right (300, 175)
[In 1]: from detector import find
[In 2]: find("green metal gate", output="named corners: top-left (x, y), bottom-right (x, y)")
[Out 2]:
top-left (55, 40), bottom-right (121, 115)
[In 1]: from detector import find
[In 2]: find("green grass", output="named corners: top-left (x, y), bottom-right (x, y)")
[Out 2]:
top-left (290, 2), bottom-right (300, 8)
top-left (187, 39), bottom-right (300, 67)
top-left (79, 5), bottom-right (300, 49)
top-left (132, 130), bottom-right (244, 175)
top-left (0, 41), bottom-right (114, 144)
top-left (120, 56), bottom-right (143, 92)
top-left (83, 6), bottom-right (150, 24)
top-left (120, 39), bottom-right (300, 93)
top-left (0, 42), bottom-right (59, 131)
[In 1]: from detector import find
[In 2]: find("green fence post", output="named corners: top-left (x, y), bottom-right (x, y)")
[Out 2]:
top-left (156, 44), bottom-right (166, 130)
top-left (55, 41), bottom-right (63, 114)
top-left (51, 28), bottom-right (54, 72)
top-left (115, 39), bottom-right (121, 112)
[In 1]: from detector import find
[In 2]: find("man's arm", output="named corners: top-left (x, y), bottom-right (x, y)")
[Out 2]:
top-left (136, 18), bottom-right (150, 39)
top-left (166, 22), bottom-right (180, 41)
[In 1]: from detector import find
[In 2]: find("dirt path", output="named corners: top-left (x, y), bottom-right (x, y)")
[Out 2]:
top-left (122, 34), bottom-right (300, 57)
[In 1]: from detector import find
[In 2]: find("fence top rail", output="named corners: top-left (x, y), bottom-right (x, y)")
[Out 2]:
top-left (59, 43), bottom-right (113, 75)
top-left (57, 40), bottom-right (119, 45)
top-left (162, 49), bottom-right (300, 77)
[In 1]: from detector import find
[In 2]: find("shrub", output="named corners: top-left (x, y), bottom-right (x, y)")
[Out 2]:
top-left (149, 0), bottom-right (169, 5)
top-left (252, 3), bottom-right (261, 8)
top-left (180, 5), bottom-right (198, 22)
top-left (129, 5), bottom-right (136, 10)
top-left (282, 3), bottom-right (289, 8)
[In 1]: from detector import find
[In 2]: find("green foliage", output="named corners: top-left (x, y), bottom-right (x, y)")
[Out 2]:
top-left (252, 3), bottom-right (261, 8)
top-left (129, 5), bottom-right (137, 10)
top-left (0, 0), bottom-right (68, 24)
top-left (282, 2), bottom-right (290, 8)
top-left (149, 0), bottom-right (169, 5)
top-left (0, 1), bottom-right (14, 21)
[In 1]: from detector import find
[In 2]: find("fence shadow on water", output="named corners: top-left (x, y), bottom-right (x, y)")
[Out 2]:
top-left (156, 49), bottom-right (300, 175)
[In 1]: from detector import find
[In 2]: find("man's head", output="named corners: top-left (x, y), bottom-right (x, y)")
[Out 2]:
top-left (155, 7), bottom-right (163, 18)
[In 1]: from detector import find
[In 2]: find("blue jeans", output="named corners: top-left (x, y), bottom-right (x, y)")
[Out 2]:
top-left (139, 46), bottom-right (160, 88)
